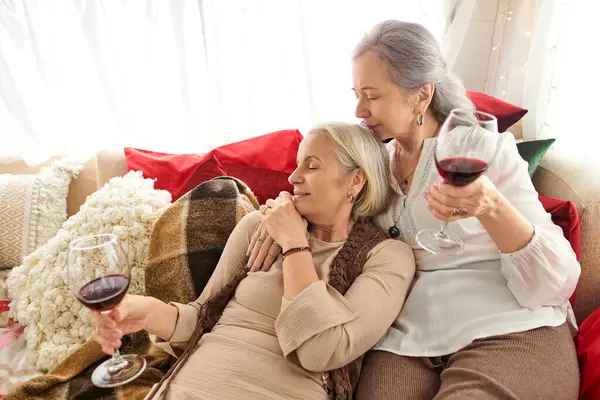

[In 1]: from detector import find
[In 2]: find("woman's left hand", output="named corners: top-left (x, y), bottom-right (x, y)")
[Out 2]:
top-left (262, 192), bottom-right (308, 251)
top-left (424, 176), bottom-right (500, 222)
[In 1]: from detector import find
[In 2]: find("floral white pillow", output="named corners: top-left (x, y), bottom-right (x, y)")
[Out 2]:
top-left (7, 171), bottom-right (171, 371)
top-left (0, 160), bottom-right (82, 269)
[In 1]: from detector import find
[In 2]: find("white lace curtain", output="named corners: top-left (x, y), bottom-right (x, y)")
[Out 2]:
top-left (481, 0), bottom-right (599, 160)
top-left (0, 0), bottom-right (456, 164)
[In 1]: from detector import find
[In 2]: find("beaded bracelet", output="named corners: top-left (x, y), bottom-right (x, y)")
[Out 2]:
top-left (282, 246), bottom-right (311, 259)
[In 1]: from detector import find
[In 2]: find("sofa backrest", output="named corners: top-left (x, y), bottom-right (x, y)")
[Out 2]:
top-left (533, 150), bottom-right (600, 323)
top-left (0, 151), bottom-right (127, 217)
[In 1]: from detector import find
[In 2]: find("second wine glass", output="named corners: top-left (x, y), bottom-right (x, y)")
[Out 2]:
top-left (415, 108), bottom-right (498, 256)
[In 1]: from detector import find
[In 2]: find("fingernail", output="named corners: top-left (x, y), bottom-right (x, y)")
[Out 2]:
top-left (111, 341), bottom-right (119, 348)
top-left (423, 192), bottom-right (429, 199)
top-left (111, 330), bottom-right (121, 338)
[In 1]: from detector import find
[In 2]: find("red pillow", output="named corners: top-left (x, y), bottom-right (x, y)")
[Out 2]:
top-left (125, 150), bottom-right (227, 201)
top-left (467, 91), bottom-right (528, 133)
top-left (125, 129), bottom-right (303, 203)
top-left (538, 195), bottom-right (580, 308)
top-left (576, 307), bottom-right (600, 399)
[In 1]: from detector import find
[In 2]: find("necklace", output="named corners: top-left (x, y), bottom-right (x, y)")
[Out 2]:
top-left (388, 144), bottom-right (416, 239)
top-left (399, 169), bottom-right (416, 193)
top-left (388, 193), bottom-right (402, 239)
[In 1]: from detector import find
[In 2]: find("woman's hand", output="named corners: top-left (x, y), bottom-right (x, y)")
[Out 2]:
top-left (247, 222), bottom-right (281, 272)
top-left (424, 176), bottom-right (501, 222)
top-left (91, 294), bottom-right (152, 355)
top-left (262, 192), bottom-right (308, 252)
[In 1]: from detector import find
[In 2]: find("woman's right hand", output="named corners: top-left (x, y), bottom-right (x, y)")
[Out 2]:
top-left (91, 294), bottom-right (152, 355)
top-left (247, 221), bottom-right (281, 272)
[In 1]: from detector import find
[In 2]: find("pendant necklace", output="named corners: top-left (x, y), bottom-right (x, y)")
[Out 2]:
top-left (388, 144), bottom-right (416, 239)
top-left (388, 194), bottom-right (402, 239)
top-left (388, 178), bottom-right (412, 239)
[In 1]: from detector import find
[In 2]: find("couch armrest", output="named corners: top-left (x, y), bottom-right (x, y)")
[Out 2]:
top-left (532, 150), bottom-right (600, 323)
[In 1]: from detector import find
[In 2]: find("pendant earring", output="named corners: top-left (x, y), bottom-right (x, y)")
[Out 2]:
top-left (349, 194), bottom-right (355, 203)
top-left (416, 112), bottom-right (424, 126)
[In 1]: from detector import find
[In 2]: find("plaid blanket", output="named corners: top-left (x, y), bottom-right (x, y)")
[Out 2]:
top-left (5, 177), bottom-right (259, 400)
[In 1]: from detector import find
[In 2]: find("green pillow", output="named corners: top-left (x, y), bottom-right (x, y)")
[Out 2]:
top-left (516, 138), bottom-right (555, 177)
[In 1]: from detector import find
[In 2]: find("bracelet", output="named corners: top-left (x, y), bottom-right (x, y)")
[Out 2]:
top-left (282, 246), bottom-right (311, 259)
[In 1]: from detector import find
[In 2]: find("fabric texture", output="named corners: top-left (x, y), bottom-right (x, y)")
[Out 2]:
top-left (539, 195), bottom-right (581, 307)
top-left (145, 176), bottom-right (259, 305)
top-left (0, 271), bottom-right (9, 328)
top-left (6, 171), bottom-right (171, 371)
top-left (0, 319), bottom-right (42, 398)
top-left (577, 307), bottom-right (600, 400)
top-left (4, 176), bottom-right (258, 400)
top-left (0, 267), bottom-right (42, 398)
top-left (148, 211), bottom-right (413, 400)
top-left (372, 132), bottom-right (580, 358)
top-left (467, 91), bottom-right (528, 133)
top-left (517, 138), bottom-right (556, 177)
top-left (0, 160), bottom-right (81, 269)
top-left (356, 323), bottom-right (579, 400)
top-left (125, 129), bottom-right (303, 203)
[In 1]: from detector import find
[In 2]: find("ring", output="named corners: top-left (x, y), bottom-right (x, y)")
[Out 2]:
top-left (259, 204), bottom-right (270, 215)
top-left (451, 207), bottom-right (468, 217)
top-left (257, 237), bottom-right (264, 243)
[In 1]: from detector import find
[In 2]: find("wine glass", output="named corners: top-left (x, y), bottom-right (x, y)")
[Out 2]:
top-left (415, 109), bottom-right (498, 255)
top-left (67, 234), bottom-right (146, 388)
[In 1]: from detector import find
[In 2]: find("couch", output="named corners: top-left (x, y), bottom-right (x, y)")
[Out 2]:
top-left (1, 136), bottom-right (599, 399)
top-left (2, 142), bottom-right (599, 323)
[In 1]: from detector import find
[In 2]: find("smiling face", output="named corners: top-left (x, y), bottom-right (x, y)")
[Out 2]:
top-left (288, 133), bottom-right (360, 224)
top-left (352, 51), bottom-right (417, 142)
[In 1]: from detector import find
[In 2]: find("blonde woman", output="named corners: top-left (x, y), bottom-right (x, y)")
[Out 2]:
top-left (91, 122), bottom-right (416, 399)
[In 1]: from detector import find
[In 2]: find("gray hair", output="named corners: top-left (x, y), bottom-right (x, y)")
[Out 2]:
top-left (353, 20), bottom-right (475, 124)
top-left (308, 122), bottom-right (394, 220)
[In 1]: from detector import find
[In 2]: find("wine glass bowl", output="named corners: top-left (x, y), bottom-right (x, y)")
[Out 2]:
top-left (68, 234), bottom-right (146, 388)
top-left (415, 109), bottom-right (498, 256)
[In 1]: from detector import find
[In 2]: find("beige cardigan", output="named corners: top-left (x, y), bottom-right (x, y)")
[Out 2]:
top-left (150, 211), bottom-right (415, 399)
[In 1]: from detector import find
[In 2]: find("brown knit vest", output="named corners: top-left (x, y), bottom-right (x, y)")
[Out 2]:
top-left (147, 220), bottom-right (387, 400)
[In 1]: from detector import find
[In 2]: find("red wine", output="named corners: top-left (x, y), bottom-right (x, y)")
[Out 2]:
top-left (436, 157), bottom-right (488, 186)
top-left (76, 274), bottom-right (129, 312)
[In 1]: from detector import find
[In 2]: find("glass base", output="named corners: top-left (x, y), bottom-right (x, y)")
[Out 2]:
top-left (91, 354), bottom-right (147, 388)
top-left (415, 228), bottom-right (464, 256)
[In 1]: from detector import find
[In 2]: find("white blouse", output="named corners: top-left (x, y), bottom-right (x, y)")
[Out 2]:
top-left (372, 132), bottom-right (581, 357)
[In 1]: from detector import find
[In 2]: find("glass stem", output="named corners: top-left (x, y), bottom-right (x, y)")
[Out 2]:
top-left (107, 347), bottom-right (128, 375)
top-left (437, 221), bottom-right (449, 238)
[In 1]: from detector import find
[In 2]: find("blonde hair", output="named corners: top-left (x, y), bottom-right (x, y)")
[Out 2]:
top-left (308, 122), bottom-right (393, 220)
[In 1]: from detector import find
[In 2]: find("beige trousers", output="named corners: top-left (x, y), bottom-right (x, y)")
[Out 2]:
top-left (355, 323), bottom-right (579, 400)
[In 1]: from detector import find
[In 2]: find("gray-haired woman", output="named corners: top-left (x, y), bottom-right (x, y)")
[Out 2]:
top-left (248, 20), bottom-right (581, 399)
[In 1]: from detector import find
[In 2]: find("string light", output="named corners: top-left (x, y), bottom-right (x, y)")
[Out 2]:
top-left (501, 9), bottom-right (514, 21)
top-left (519, 63), bottom-right (528, 74)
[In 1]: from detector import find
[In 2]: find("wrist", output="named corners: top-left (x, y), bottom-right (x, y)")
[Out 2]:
top-left (281, 236), bottom-right (309, 253)
top-left (143, 296), bottom-right (157, 331)
top-left (477, 188), bottom-right (504, 222)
